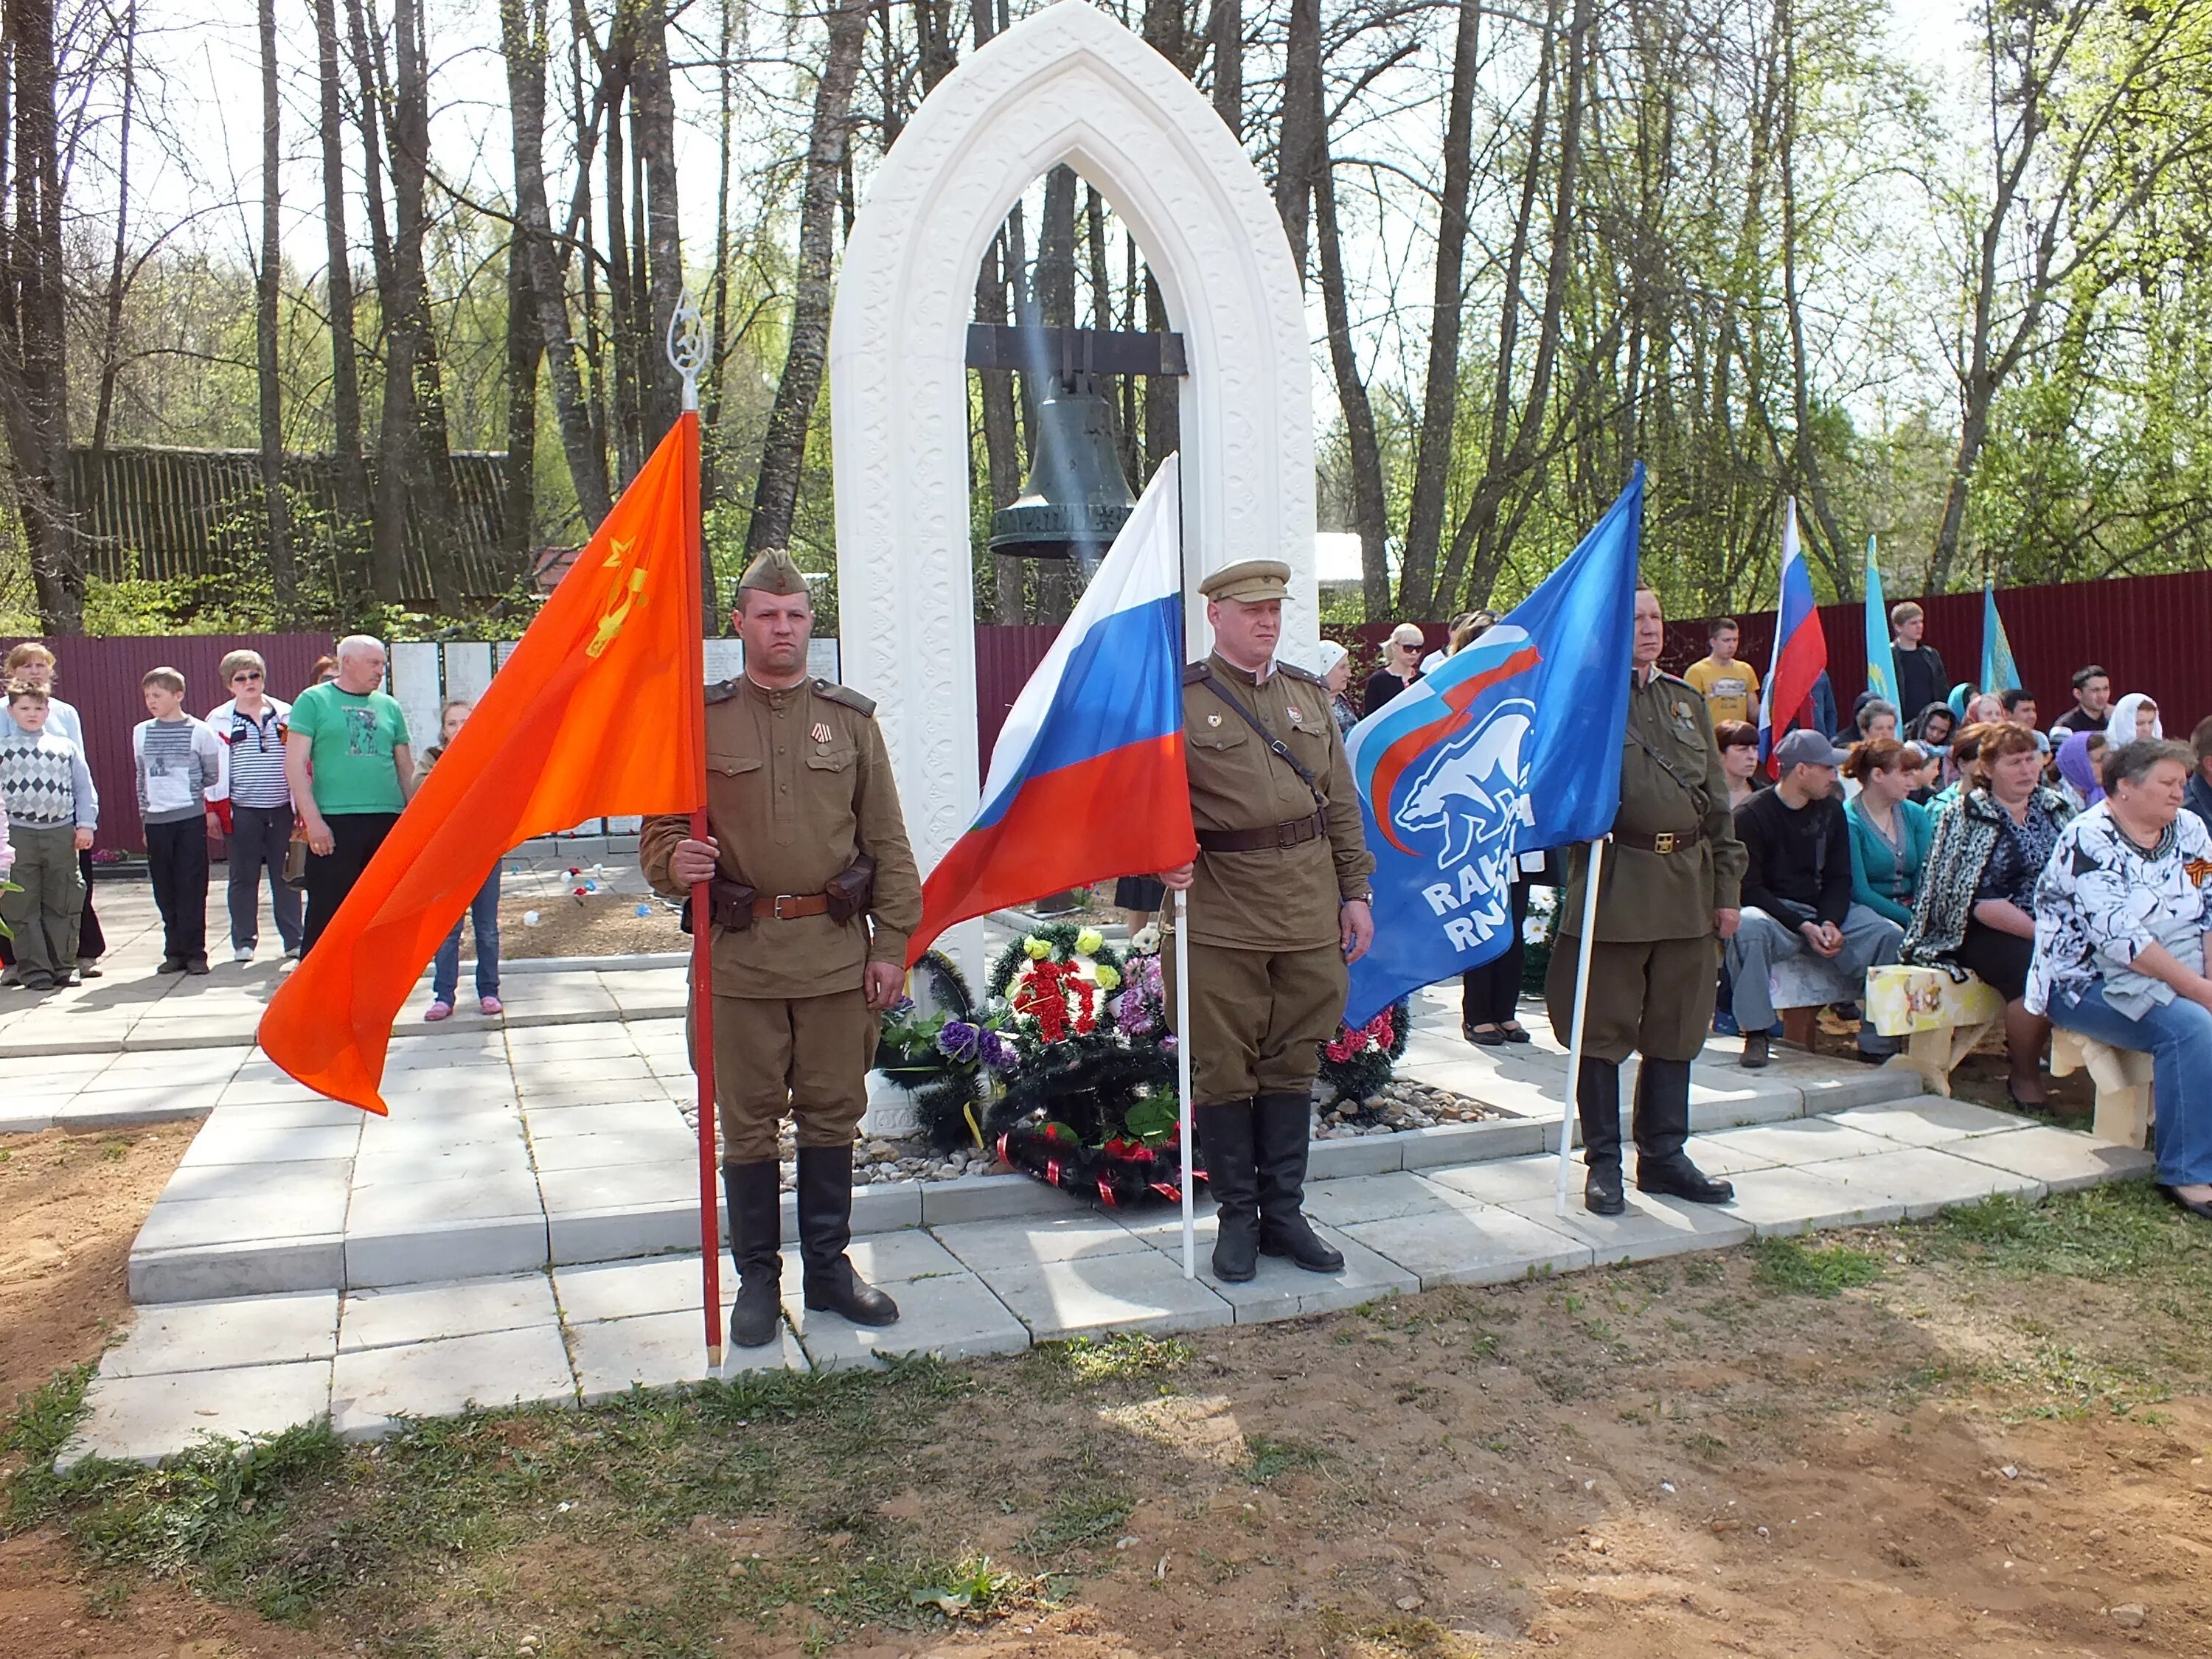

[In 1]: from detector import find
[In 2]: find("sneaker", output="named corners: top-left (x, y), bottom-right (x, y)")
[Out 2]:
top-left (479, 995), bottom-right (504, 1017)
top-left (1712, 1009), bottom-right (1741, 1037)
top-left (0, 964), bottom-right (18, 987)
top-left (157, 956), bottom-right (187, 974)
top-left (282, 946), bottom-right (301, 961)
top-left (424, 1001), bottom-right (453, 1023)
top-left (185, 956), bottom-right (212, 976)
top-left (233, 945), bottom-right (255, 964)
top-left (77, 959), bottom-right (102, 979)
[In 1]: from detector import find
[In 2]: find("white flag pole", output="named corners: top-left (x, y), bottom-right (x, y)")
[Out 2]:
top-left (1554, 837), bottom-right (1610, 1217)
top-left (1175, 887), bottom-right (1196, 1279)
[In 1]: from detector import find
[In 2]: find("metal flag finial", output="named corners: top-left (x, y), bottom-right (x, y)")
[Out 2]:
top-left (667, 291), bottom-right (705, 413)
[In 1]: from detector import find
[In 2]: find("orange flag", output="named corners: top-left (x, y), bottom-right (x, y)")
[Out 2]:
top-left (260, 414), bottom-right (706, 1113)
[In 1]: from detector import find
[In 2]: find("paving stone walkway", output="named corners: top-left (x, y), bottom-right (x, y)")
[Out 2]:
top-left (60, 1096), bottom-right (2151, 1469)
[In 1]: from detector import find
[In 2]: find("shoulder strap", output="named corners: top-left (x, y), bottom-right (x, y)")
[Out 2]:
top-left (813, 679), bottom-right (877, 717)
top-left (1623, 713), bottom-right (1705, 804)
top-left (1191, 664), bottom-right (1326, 808)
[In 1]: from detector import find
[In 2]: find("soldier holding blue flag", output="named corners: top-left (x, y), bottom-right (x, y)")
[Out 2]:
top-left (1546, 585), bottom-right (1747, 1216)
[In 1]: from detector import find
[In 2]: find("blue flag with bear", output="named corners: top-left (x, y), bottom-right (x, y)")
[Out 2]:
top-left (1343, 466), bottom-right (1644, 1027)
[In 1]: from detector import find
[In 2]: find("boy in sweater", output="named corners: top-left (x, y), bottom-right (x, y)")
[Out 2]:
top-left (1, 684), bottom-right (97, 990)
top-left (134, 667), bottom-right (229, 975)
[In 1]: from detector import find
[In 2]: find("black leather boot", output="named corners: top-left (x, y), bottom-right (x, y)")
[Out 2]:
top-left (1254, 1091), bottom-right (1343, 1273)
top-left (1633, 1058), bottom-right (1733, 1203)
top-left (795, 1144), bottom-right (899, 1326)
top-left (1194, 1101), bottom-right (1260, 1281)
top-left (722, 1160), bottom-right (783, 1349)
top-left (1576, 1057), bottom-right (1625, 1214)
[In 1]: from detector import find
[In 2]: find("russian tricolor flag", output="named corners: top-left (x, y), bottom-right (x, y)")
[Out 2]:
top-left (1759, 498), bottom-right (1829, 776)
top-left (905, 455), bottom-right (1197, 963)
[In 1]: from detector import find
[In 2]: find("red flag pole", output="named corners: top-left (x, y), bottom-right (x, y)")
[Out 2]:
top-left (670, 302), bottom-right (723, 1368)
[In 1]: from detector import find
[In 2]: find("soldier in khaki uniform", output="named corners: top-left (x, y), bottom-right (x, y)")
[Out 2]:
top-left (640, 549), bottom-right (923, 1349)
top-left (1162, 560), bottom-right (1377, 1282)
top-left (1546, 584), bottom-right (1746, 1215)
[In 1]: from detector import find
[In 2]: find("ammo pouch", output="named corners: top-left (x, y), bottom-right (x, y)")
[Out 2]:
top-left (677, 876), bottom-right (759, 936)
top-left (825, 855), bottom-right (875, 924)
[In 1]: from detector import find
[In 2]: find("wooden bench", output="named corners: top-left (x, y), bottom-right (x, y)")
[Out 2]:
top-left (2049, 1029), bottom-right (2156, 1149)
top-left (1864, 964), bottom-right (2006, 1097)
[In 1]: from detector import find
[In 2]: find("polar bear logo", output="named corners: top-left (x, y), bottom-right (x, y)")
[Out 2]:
top-left (1394, 699), bottom-right (1535, 870)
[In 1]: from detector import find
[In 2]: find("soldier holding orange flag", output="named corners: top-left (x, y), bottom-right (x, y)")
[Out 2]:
top-left (640, 548), bottom-right (923, 1352)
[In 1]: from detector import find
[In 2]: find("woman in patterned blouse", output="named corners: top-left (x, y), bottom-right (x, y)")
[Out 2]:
top-left (2027, 740), bottom-right (2212, 1218)
top-left (1904, 723), bottom-right (2075, 1107)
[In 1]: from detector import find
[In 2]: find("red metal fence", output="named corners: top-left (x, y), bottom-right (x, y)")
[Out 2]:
top-left (2, 633), bottom-right (334, 854)
top-left (1661, 569), bottom-right (2212, 734)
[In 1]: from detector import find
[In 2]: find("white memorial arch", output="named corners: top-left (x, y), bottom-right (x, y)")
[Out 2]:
top-left (829, 0), bottom-right (1317, 897)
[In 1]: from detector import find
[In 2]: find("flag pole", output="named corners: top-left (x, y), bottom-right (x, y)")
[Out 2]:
top-left (1554, 836), bottom-right (1609, 1218)
top-left (1175, 887), bottom-right (1195, 1279)
top-left (669, 297), bottom-right (723, 1368)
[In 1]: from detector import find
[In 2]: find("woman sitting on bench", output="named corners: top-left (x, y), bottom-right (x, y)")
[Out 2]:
top-left (2027, 739), bottom-right (2212, 1221)
top-left (1905, 723), bottom-right (2075, 1107)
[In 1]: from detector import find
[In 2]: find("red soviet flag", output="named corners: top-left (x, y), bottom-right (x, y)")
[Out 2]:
top-left (258, 415), bottom-right (706, 1113)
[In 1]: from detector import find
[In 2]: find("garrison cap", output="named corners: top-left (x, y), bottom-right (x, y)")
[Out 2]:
top-left (734, 546), bottom-right (809, 600)
top-left (1199, 559), bottom-right (1291, 604)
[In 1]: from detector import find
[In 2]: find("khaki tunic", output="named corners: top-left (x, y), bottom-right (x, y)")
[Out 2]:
top-left (1169, 653), bottom-right (1376, 1105)
top-left (1547, 667), bottom-right (1747, 1065)
top-left (639, 675), bottom-right (924, 1158)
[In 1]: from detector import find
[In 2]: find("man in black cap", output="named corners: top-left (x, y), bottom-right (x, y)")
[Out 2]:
top-left (1726, 726), bottom-right (1905, 1068)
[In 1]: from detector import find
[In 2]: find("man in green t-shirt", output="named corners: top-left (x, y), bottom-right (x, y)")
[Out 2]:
top-left (284, 635), bottom-right (415, 954)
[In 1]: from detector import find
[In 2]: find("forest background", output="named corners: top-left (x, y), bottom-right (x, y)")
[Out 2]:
top-left (0, 0), bottom-right (2205, 641)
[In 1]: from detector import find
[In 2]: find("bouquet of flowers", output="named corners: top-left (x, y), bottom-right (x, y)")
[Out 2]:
top-left (872, 952), bottom-right (1018, 1149)
top-left (1318, 998), bottom-right (1410, 1107)
top-left (987, 924), bottom-right (1127, 1048)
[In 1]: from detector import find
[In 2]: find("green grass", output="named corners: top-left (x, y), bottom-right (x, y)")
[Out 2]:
top-left (1041, 1330), bottom-right (1193, 1385)
top-left (1927, 1181), bottom-right (2211, 1281)
top-left (1749, 1236), bottom-right (1885, 1298)
top-left (1240, 1433), bottom-right (1326, 1483)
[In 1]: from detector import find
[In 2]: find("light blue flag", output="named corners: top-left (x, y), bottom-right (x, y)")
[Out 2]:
top-left (1864, 538), bottom-right (1898, 711)
top-left (1981, 581), bottom-right (2021, 695)
top-left (1342, 466), bottom-right (1643, 1027)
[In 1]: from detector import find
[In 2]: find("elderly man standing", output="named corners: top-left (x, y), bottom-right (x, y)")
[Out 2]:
top-left (640, 549), bottom-right (923, 1351)
top-left (285, 635), bottom-right (414, 956)
top-left (1548, 585), bottom-right (1747, 1215)
top-left (1162, 560), bottom-right (1376, 1283)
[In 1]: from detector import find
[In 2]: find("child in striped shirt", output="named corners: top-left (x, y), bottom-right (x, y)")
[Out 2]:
top-left (134, 667), bottom-right (228, 975)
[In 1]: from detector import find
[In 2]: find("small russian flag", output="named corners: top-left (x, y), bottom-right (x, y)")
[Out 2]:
top-left (905, 455), bottom-right (1198, 962)
top-left (1759, 498), bottom-right (1829, 776)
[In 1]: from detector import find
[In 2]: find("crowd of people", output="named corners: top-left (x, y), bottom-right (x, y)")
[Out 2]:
top-left (0, 636), bottom-right (502, 1016)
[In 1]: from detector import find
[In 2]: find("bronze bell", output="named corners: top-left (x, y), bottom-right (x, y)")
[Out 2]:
top-left (989, 373), bottom-right (1138, 560)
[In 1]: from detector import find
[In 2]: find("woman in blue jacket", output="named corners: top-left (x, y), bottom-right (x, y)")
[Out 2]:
top-left (1845, 737), bottom-right (1933, 928)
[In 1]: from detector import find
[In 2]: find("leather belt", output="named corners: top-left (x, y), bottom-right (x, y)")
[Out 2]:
top-left (1195, 810), bottom-right (1328, 854)
top-left (751, 891), bottom-right (831, 921)
top-left (1613, 823), bottom-right (1703, 855)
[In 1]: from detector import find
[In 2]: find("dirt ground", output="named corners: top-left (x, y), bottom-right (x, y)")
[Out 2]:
top-left (4, 1122), bottom-right (2209, 1659)
top-left (0, 1127), bottom-right (333, 1659)
top-left (494, 891), bottom-right (686, 961)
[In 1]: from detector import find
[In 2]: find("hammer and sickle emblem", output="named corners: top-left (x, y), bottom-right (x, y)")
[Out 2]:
top-left (587, 537), bottom-right (648, 658)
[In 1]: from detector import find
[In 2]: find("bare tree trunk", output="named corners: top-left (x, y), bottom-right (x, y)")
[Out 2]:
top-left (0, 0), bottom-right (81, 632)
top-left (745, 0), bottom-right (869, 557)
top-left (1273, 0), bottom-right (1320, 282)
top-left (1393, 0), bottom-right (1481, 619)
top-left (501, 0), bottom-right (611, 530)
top-left (256, 0), bottom-right (296, 616)
top-left (1312, 132), bottom-right (1387, 617)
top-left (1208, 0), bottom-right (1240, 136)
top-left (312, 0), bottom-right (369, 594)
top-left (1434, 0), bottom-right (1588, 612)
top-left (503, 242), bottom-right (539, 569)
top-left (630, 1), bottom-right (684, 450)
top-left (1775, 0), bottom-right (1847, 591)
top-left (88, 0), bottom-right (134, 460)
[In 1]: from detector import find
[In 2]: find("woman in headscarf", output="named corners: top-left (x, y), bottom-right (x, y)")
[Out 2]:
top-left (2053, 730), bottom-right (2108, 813)
top-left (2109, 692), bottom-right (2164, 743)
top-left (1314, 639), bottom-right (1360, 737)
